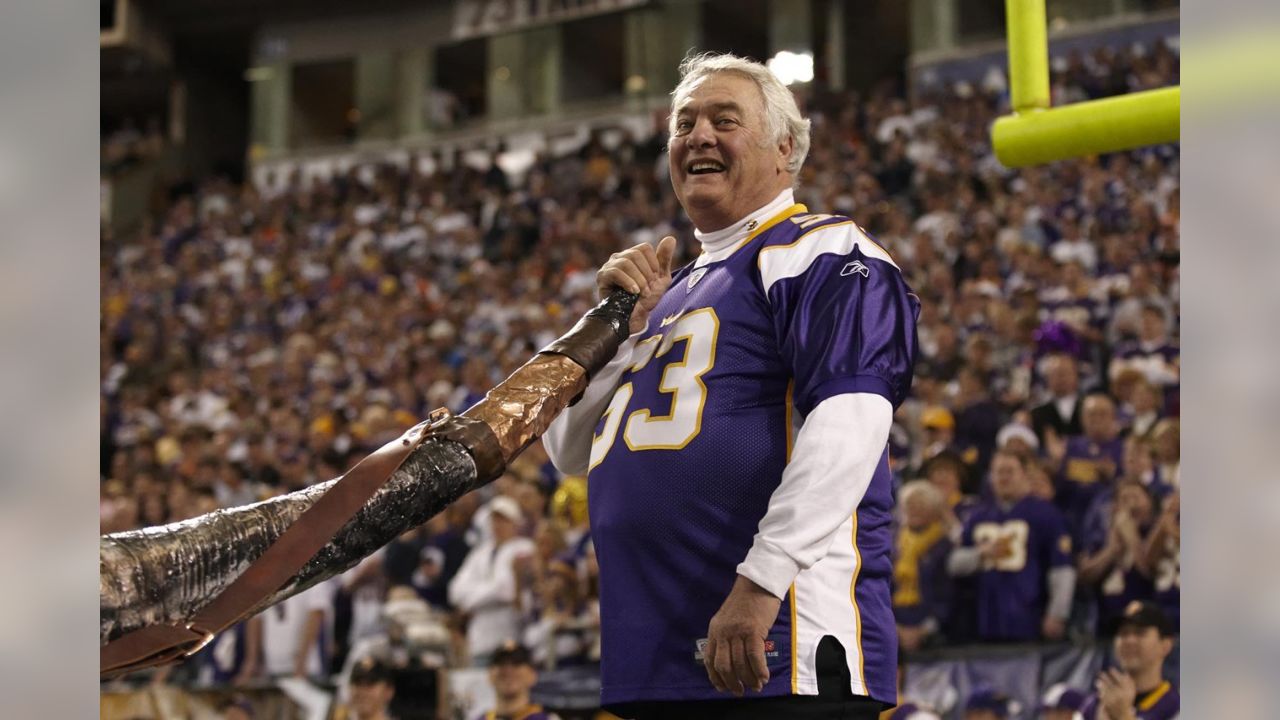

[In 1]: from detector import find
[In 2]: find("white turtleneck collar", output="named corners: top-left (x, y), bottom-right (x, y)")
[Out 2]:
top-left (693, 188), bottom-right (797, 267)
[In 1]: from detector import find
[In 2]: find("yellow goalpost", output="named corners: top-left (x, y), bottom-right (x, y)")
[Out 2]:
top-left (991, 0), bottom-right (1180, 167)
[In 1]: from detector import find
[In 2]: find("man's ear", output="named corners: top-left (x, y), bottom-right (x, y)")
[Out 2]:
top-left (776, 134), bottom-right (794, 173)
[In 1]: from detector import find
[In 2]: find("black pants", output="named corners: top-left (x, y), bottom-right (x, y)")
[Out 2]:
top-left (609, 636), bottom-right (885, 720)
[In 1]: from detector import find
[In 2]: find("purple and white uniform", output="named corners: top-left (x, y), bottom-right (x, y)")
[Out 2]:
top-left (545, 190), bottom-right (920, 707)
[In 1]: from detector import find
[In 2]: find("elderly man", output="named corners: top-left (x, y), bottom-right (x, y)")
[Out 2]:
top-left (544, 53), bottom-right (919, 719)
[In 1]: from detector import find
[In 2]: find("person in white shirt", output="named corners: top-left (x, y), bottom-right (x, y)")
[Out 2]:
top-left (448, 496), bottom-right (536, 665)
top-left (255, 577), bottom-right (334, 679)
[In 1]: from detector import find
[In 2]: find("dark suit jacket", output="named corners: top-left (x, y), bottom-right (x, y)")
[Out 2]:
top-left (1031, 394), bottom-right (1083, 443)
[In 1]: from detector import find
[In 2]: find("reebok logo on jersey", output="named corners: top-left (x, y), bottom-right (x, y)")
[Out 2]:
top-left (687, 267), bottom-right (708, 290)
top-left (841, 260), bottom-right (870, 278)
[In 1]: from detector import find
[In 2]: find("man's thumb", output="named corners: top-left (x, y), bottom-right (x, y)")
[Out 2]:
top-left (657, 235), bottom-right (677, 273)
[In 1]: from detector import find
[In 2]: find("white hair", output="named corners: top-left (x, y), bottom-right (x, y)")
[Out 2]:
top-left (669, 52), bottom-right (812, 175)
top-left (899, 480), bottom-right (945, 514)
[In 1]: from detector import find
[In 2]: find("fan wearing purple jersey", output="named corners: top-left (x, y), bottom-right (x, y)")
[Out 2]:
top-left (1048, 393), bottom-right (1125, 541)
top-left (1080, 602), bottom-right (1180, 720)
top-left (947, 450), bottom-right (1076, 642)
top-left (544, 52), bottom-right (919, 720)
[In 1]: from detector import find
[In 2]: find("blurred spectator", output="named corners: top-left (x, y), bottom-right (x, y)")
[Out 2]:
top-left (341, 588), bottom-right (451, 719)
top-left (477, 642), bottom-right (561, 720)
top-left (994, 422), bottom-right (1039, 460)
top-left (521, 557), bottom-right (593, 668)
top-left (893, 481), bottom-right (953, 651)
top-left (953, 366), bottom-right (1005, 476)
top-left (962, 689), bottom-right (1016, 720)
top-left (1149, 419), bottom-right (1179, 489)
top-left (1030, 354), bottom-right (1083, 445)
top-left (1108, 305), bottom-right (1179, 391)
top-left (1140, 491), bottom-right (1179, 632)
top-left (1080, 601), bottom-right (1179, 719)
top-left (416, 492), bottom-right (481, 609)
top-left (948, 451), bottom-right (1075, 642)
top-left (919, 406), bottom-right (960, 464)
top-left (333, 657), bottom-right (397, 720)
top-left (248, 577), bottom-right (334, 680)
top-left (1038, 683), bottom-right (1088, 720)
top-left (1117, 375), bottom-right (1164, 439)
top-left (922, 451), bottom-right (978, 526)
top-left (448, 496), bottom-right (536, 664)
top-left (1078, 480), bottom-right (1158, 635)
top-left (1049, 392), bottom-right (1124, 540)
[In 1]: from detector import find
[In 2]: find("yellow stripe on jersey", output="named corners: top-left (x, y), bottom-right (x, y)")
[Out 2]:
top-left (850, 511), bottom-right (867, 690)
top-left (789, 582), bottom-right (799, 694)
top-left (784, 380), bottom-right (795, 461)
top-left (1139, 681), bottom-right (1172, 711)
top-left (720, 203), bottom-right (809, 259)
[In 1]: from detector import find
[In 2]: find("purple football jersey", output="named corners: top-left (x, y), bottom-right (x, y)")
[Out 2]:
top-left (587, 207), bottom-right (919, 706)
top-left (1081, 680), bottom-right (1180, 719)
top-left (960, 496), bottom-right (1073, 641)
top-left (1059, 435), bottom-right (1125, 539)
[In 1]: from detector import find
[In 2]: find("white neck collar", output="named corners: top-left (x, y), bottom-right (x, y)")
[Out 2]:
top-left (692, 189), bottom-right (796, 267)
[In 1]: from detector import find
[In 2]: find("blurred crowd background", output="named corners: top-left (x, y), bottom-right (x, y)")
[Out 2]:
top-left (100, 29), bottom-right (1179, 720)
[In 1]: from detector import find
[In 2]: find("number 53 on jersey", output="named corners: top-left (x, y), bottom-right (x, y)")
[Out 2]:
top-left (589, 308), bottom-right (720, 470)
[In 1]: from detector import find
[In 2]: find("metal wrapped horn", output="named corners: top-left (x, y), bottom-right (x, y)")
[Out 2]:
top-left (100, 291), bottom-right (637, 673)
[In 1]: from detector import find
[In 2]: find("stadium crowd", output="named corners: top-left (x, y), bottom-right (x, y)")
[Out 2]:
top-left (100, 37), bottom-right (1179, 718)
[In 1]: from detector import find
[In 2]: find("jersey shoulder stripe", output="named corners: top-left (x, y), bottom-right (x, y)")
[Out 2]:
top-left (756, 215), bottom-right (899, 294)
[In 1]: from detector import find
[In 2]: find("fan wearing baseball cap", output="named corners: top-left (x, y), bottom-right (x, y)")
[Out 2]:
top-left (1080, 601), bottom-right (1179, 719)
top-left (476, 641), bottom-right (561, 720)
top-left (338, 657), bottom-right (396, 720)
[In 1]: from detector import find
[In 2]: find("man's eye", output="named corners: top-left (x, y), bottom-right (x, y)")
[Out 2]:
top-left (716, 118), bottom-right (737, 127)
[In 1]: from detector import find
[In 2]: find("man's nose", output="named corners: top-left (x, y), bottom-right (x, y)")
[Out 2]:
top-left (686, 117), bottom-right (716, 148)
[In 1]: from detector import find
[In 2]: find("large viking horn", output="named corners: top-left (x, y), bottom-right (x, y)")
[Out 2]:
top-left (100, 292), bottom-right (637, 672)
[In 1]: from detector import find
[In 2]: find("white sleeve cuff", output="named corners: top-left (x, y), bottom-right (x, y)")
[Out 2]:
top-left (738, 539), bottom-right (802, 600)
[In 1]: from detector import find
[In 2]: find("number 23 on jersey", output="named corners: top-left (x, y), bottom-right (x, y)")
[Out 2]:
top-left (589, 308), bottom-right (720, 470)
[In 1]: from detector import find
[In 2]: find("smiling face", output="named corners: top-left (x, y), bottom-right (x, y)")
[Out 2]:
top-left (668, 72), bottom-right (794, 232)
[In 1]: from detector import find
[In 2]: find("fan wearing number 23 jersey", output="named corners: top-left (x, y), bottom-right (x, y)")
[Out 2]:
top-left (959, 497), bottom-right (1073, 642)
top-left (546, 190), bottom-right (919, 708)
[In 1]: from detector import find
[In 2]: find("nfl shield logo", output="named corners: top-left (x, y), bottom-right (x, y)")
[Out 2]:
top-left (687, 268), bottom-right (707, 290)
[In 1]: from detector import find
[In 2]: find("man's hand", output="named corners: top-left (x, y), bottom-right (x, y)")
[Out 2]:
top-left (703, 575), bottom-right (781, 696)
top-left (596, 236), bottom-right (677, 335)
top-left (1096, 668), bottom-right (1138, 720)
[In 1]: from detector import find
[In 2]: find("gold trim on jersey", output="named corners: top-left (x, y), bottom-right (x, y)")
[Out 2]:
top-left (708, 203), bottom-right (809, 261)
top-left (1139, 680), bottom-right (1172, 711)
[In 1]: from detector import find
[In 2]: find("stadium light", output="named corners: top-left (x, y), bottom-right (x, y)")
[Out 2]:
top-left (766, 51), bottom-right (814, 86)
